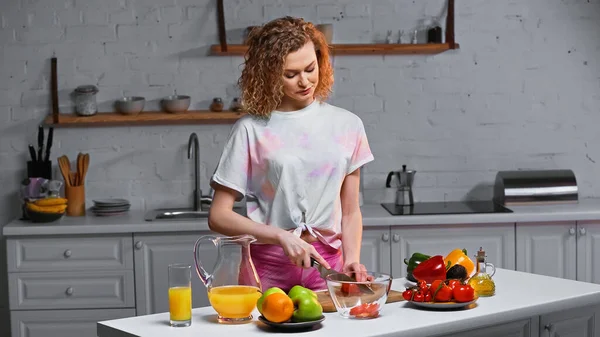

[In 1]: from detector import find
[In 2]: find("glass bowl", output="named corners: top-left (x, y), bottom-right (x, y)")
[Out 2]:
top-left (325, 271), bottom-right (392, 319)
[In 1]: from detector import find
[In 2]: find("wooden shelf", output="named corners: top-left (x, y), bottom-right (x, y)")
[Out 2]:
top-left (44, 111), bottom-right (246, 128)
top-left (214, 0), bottom-right (458, 56)
top-left (210, 43), bottom-right (459, 56)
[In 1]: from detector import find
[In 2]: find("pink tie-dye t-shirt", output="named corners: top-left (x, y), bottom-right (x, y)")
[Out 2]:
top-left (210, 100), bottom-right (374, 249)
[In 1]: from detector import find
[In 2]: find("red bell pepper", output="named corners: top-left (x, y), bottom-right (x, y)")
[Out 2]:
top-left (412, 255), bottom-right (447, 284)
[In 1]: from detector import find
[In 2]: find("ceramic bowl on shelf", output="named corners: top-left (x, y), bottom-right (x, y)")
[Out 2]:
top-left (115, 96), bottom-right (145, 115)
top-left (325, 271), bottom-right (392, 319)
top-left (161, 95), bottom-right (191, 113)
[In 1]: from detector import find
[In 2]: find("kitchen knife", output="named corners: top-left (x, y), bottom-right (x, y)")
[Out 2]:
top-left (28, 144), bottom-right (37, 162)
top-left (44, 127), bottom-right (53, 162)
top-left (310, 258), bottom-right (374, 294)
top-left (37, 125), bottom-right (44, 162)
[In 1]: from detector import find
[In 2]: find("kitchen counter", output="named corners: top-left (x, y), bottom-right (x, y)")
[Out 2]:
top-left (97, 268), bottom-right (600, 337)
top-left (4, 199), bottom-right (600, 236)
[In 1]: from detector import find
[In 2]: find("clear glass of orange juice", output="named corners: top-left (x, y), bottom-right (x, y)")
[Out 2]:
top-left (168, 264), bottom-right (192, 327)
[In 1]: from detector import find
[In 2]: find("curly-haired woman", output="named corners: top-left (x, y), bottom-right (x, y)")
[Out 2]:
top-left (208, 16), bottom-right (374, 292)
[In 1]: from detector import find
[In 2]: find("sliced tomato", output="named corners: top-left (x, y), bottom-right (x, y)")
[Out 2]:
top-left (341, 283), bottom-right (360, 295)
top-left (350, 303), bottom-right (380, 318)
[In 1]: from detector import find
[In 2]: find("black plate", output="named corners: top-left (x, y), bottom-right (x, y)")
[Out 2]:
top-left (258, 315), bottom-right (325, 330)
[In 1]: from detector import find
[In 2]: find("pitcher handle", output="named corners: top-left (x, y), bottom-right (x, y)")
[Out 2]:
top-left (385, 171), bottom-right (394, 188)
top-left (486, 262), bottom-right (496, 277)
top-left (193, 235), bottom-right (220, 288)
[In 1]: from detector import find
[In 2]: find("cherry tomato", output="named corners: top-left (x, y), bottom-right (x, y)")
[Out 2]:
top-left (424, 292), bottom-right (432, 302)
top-left (447, 279), bottom-right (461, 290)
top-left (430, 280), bottom-right (453, 302)
top-left (402, 289), bottom-right (414, 301)
top-left (413, 291), bottom-right (425, 302)
top-left (418, 280), bottom-right (428, 290)
top-left (453, 284), bottom-right (475, 303)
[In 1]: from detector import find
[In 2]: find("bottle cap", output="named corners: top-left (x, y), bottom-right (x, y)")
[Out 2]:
top-left (476, 247), bottom-right (486, 260)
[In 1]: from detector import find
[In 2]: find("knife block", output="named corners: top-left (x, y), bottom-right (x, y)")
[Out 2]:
top-left (65, 184), bottom-right (86, 216)
top-left (27, 160), bottom-right (52, 180)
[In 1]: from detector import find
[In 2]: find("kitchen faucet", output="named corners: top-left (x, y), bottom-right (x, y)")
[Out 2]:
top-left (187, 133), bottom-right (213, 212)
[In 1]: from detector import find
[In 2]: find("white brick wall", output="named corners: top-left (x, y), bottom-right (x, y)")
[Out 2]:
top-left (1, 0), bottom-right (600, 228)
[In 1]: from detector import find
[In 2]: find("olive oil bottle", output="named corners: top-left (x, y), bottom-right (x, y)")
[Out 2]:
top-left (468, 247), bottom-right (496, 297)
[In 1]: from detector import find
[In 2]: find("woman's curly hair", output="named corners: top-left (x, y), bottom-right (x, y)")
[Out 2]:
top-left (238, 16), bottom-right (334, 118)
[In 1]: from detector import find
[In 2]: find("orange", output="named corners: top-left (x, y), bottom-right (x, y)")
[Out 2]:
top-left (261, 293), bottom-right (294, 323)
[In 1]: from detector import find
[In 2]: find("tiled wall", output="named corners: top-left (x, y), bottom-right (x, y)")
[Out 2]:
top-left (1, 0), bottom-right (599, 228)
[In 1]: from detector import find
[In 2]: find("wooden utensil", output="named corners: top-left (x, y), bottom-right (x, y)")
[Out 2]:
top-left (317, 290), bottom-right (405, 313)
top-left (57, 155), bottom-right (72, 186)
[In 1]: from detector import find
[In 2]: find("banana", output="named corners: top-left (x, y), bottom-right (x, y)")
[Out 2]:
top-left (27, 202), bottom-right (67, 214)
top-left (33, 197), bottom-right (68, 206)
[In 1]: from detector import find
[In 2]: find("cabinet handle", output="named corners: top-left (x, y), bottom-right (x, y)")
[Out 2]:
top-left (569, 227), bottom-right (576, 235)
top-left (544, 324), bottom-right (555, 336)
top-left (135, 241), bottom-right (143, 249)
top-left (381, 234), bottom-right (389, 242)
top-left (393, 234), bottom-right (400, 242)
top-left (65, 287), bottom-right (74, 296)
top-left (63, 249), bottom-right (72, 258)
top-left (580, 227), bottom-right (587, 236)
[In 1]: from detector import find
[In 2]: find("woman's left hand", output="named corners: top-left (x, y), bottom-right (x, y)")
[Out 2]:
top-left (343, 262), bottom-right (372, 282)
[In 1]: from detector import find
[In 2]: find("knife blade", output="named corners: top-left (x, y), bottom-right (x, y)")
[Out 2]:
top-left (44, 127), bottom-right (53, 162)
top-left (310, 258), bottom-right (374, 294)
top-left (37, 125), bottom-right (44, 162)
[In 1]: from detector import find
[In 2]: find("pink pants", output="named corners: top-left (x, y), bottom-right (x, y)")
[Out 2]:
top-left (245, 241), bottom-right (343, 293)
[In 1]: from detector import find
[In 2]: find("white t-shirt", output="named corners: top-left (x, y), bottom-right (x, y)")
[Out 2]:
top-left (210, 100), bottom-right (374, 249)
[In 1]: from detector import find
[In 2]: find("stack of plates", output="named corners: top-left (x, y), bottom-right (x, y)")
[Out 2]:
top-left (92, 199), bottom-right (131, 216)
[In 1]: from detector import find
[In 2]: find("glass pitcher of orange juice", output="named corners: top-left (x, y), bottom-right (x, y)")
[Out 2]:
top-left (194, 234), bottom-right (262, 324)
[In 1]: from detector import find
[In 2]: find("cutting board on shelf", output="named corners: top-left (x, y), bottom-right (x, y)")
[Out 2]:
top-left (316, 290), bottom-right (405, 313)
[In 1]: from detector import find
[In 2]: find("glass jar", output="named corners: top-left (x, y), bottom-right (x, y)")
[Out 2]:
top-left (73, 85), bottom-right (99, 116)
top-left (230, 97), bottom-right (243, 112)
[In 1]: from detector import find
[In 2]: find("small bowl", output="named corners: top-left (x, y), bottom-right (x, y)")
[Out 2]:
top-left (25, 209), bottom-right (65, 223)
top-left (161, 95), bottom-right (191, 113)
top-left (325, 271), bottom-right (392, 319)
top-left (115, 96), bottom-right (145, 115)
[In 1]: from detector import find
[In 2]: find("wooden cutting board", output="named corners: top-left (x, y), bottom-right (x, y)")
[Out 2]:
top-left (317, 290), bottom-right (405, 313)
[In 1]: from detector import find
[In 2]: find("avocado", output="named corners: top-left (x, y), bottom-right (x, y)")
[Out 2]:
top-left (446, 264), bottom-right (468, 281)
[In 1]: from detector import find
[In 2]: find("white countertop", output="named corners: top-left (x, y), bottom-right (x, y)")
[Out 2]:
top-left (4, 199), bottom-right (600, 236)
top-left (97, 268), bottom-right (600, 337)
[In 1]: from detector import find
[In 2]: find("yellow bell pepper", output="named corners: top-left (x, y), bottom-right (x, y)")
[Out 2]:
top-left (444, 248), bottom-right (475, 276)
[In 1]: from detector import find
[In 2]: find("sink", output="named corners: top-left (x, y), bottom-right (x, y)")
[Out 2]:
top-left (144, 207), bottom-right (246, 221)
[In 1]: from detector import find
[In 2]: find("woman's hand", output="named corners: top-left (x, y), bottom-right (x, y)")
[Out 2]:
top-left (343, 261), bottom-right (372, 282)
top-left (277, 231), bottom-right (331, 269)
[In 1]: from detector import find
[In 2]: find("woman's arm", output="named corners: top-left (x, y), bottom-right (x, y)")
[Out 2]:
top-left (208, 185), bottom-right (283, 245)
top-left (208, 185), bottom-right (331, 269)
top-left (340, 168), bottom-right (364, 269)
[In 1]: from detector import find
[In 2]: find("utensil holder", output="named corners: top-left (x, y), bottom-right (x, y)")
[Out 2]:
top-left (65, 184), bottom-right (85, 216)
top-left (27, 160), bottom-right (52, 180)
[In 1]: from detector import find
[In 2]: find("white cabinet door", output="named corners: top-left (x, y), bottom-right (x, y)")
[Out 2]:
top-left (436, 318), bottom-right (538, 337)
top-left (516, 222), bottom-right (577, 280)
top-left (360, 227), bottom-right (392, 275)
top-left (540, 304), bottom-right (600, 337)
top-left (391, 223), bottom-right (516, 279)
top-left (133, 232), bottom-right (219, 315)
top-left (576, 221), bottom-right (600, 284)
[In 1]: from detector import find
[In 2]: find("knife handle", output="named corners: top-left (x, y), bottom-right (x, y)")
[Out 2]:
top-left (44, 127), bottom-right (53, 162)
top-left (37, 126), bottom-right (44, 162)
top-left (310, 257), bottom-right (319, 268)
top-left (28, 144), bottom-right (37, 162)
